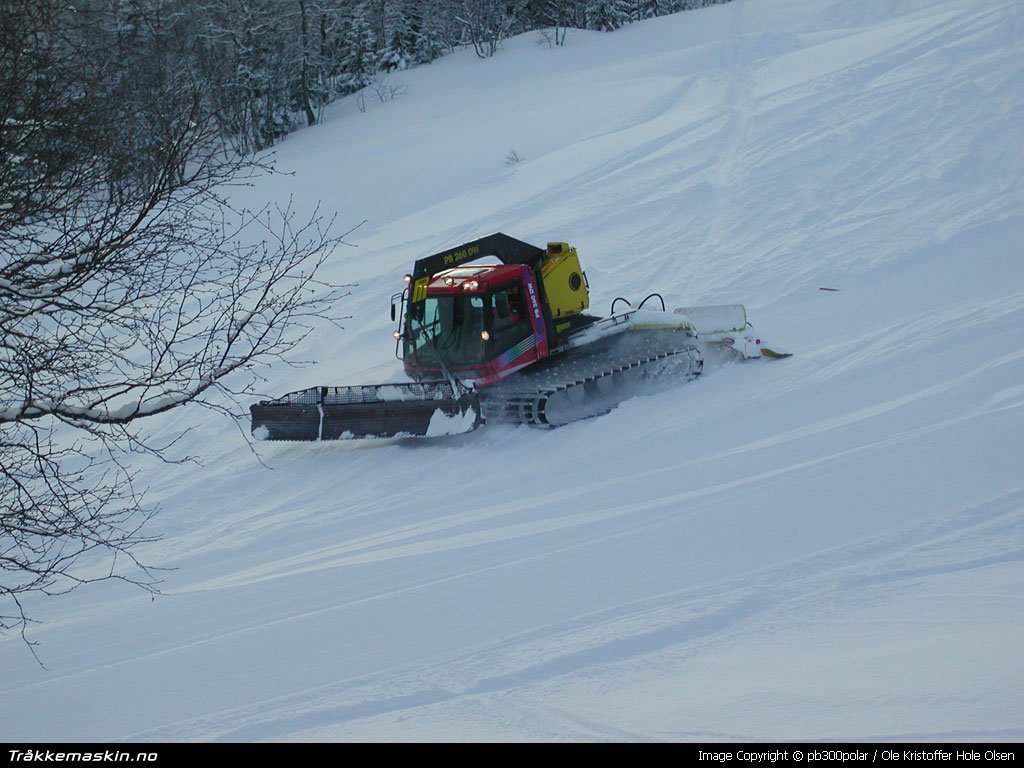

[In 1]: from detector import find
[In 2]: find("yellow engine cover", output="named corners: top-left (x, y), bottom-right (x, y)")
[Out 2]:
top-left (540, 242), bottom-right (589, 318)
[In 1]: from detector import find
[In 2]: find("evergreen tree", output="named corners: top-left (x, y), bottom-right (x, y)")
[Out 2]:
top-left (343, 1), bottom-right (379, 91)
top-left (409, 0), bottom-right (447, 63)
top-left (380, 0), bottom-right (415, 71)
top-left (585, 0), bottom-right (632, 32)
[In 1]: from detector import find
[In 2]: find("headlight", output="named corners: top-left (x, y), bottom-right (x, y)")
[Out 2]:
top-left (480, 330), bottom-right (490, 341)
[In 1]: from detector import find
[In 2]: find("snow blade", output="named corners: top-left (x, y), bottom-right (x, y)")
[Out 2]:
top-left (251, 382), bottom-right (482, 441)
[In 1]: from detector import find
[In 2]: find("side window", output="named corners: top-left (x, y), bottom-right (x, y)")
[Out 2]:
top-left (507, 287), bottom-right (525, 325)
top-left (490, 287), bottom-right (531, 348)
top-left (465, 296), bottom-right (485, 334)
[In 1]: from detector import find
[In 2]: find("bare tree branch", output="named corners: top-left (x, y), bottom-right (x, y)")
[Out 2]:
top-left (1, 0), bottom-right (352, 644)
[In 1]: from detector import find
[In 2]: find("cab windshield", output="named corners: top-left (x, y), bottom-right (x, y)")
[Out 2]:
top-left (407, 285), bottom-right (532, 368)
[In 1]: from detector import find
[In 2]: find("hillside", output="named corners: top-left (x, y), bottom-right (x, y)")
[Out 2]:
top-left (2, 0), bottom-right (1022, 742)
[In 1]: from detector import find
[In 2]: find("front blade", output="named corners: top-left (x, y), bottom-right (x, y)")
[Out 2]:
top-left (251, 382), bottom-right (482, 441)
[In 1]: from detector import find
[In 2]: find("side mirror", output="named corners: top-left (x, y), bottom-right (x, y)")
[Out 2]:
top-left (391, 302), bottom-right (396, 322)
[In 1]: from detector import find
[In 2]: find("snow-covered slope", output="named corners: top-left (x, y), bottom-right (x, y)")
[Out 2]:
top-left (3, 0), bottom-right (1023, 742)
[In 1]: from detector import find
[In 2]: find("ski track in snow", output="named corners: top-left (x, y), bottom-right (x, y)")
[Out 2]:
top-left (2, 0), bottom-right (1023, 742)
top-left (129, 489), bottom-right (1024, 742)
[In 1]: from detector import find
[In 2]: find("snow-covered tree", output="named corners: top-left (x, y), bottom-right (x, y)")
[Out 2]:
top-left (380, 0), bottom-right (416, 71)
top-left (585, 0), bottom-right (632, 32)
top-left (343, 1), bottom-right (379, 90)
top-left (410, 0), bottom-right (457, 62)
top-left (457, 0), bottom-right (525, 59)
top-left (527, 0), bottom-right (586, 46)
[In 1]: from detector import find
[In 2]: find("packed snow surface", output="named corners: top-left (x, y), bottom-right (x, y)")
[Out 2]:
top-left (2, 0), bottom-right (1023, 742)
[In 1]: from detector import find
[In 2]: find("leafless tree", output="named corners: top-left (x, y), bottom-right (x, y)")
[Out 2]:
top-left (457, 0), bottom-right (523, 59)
top-left (1, 0), bottom-right (350, 645)
top-left (534, 0), bottom-right (583, 46)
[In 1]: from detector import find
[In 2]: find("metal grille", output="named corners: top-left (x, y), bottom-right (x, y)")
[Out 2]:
top-left (262, 381), bottom-right (460, 406)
